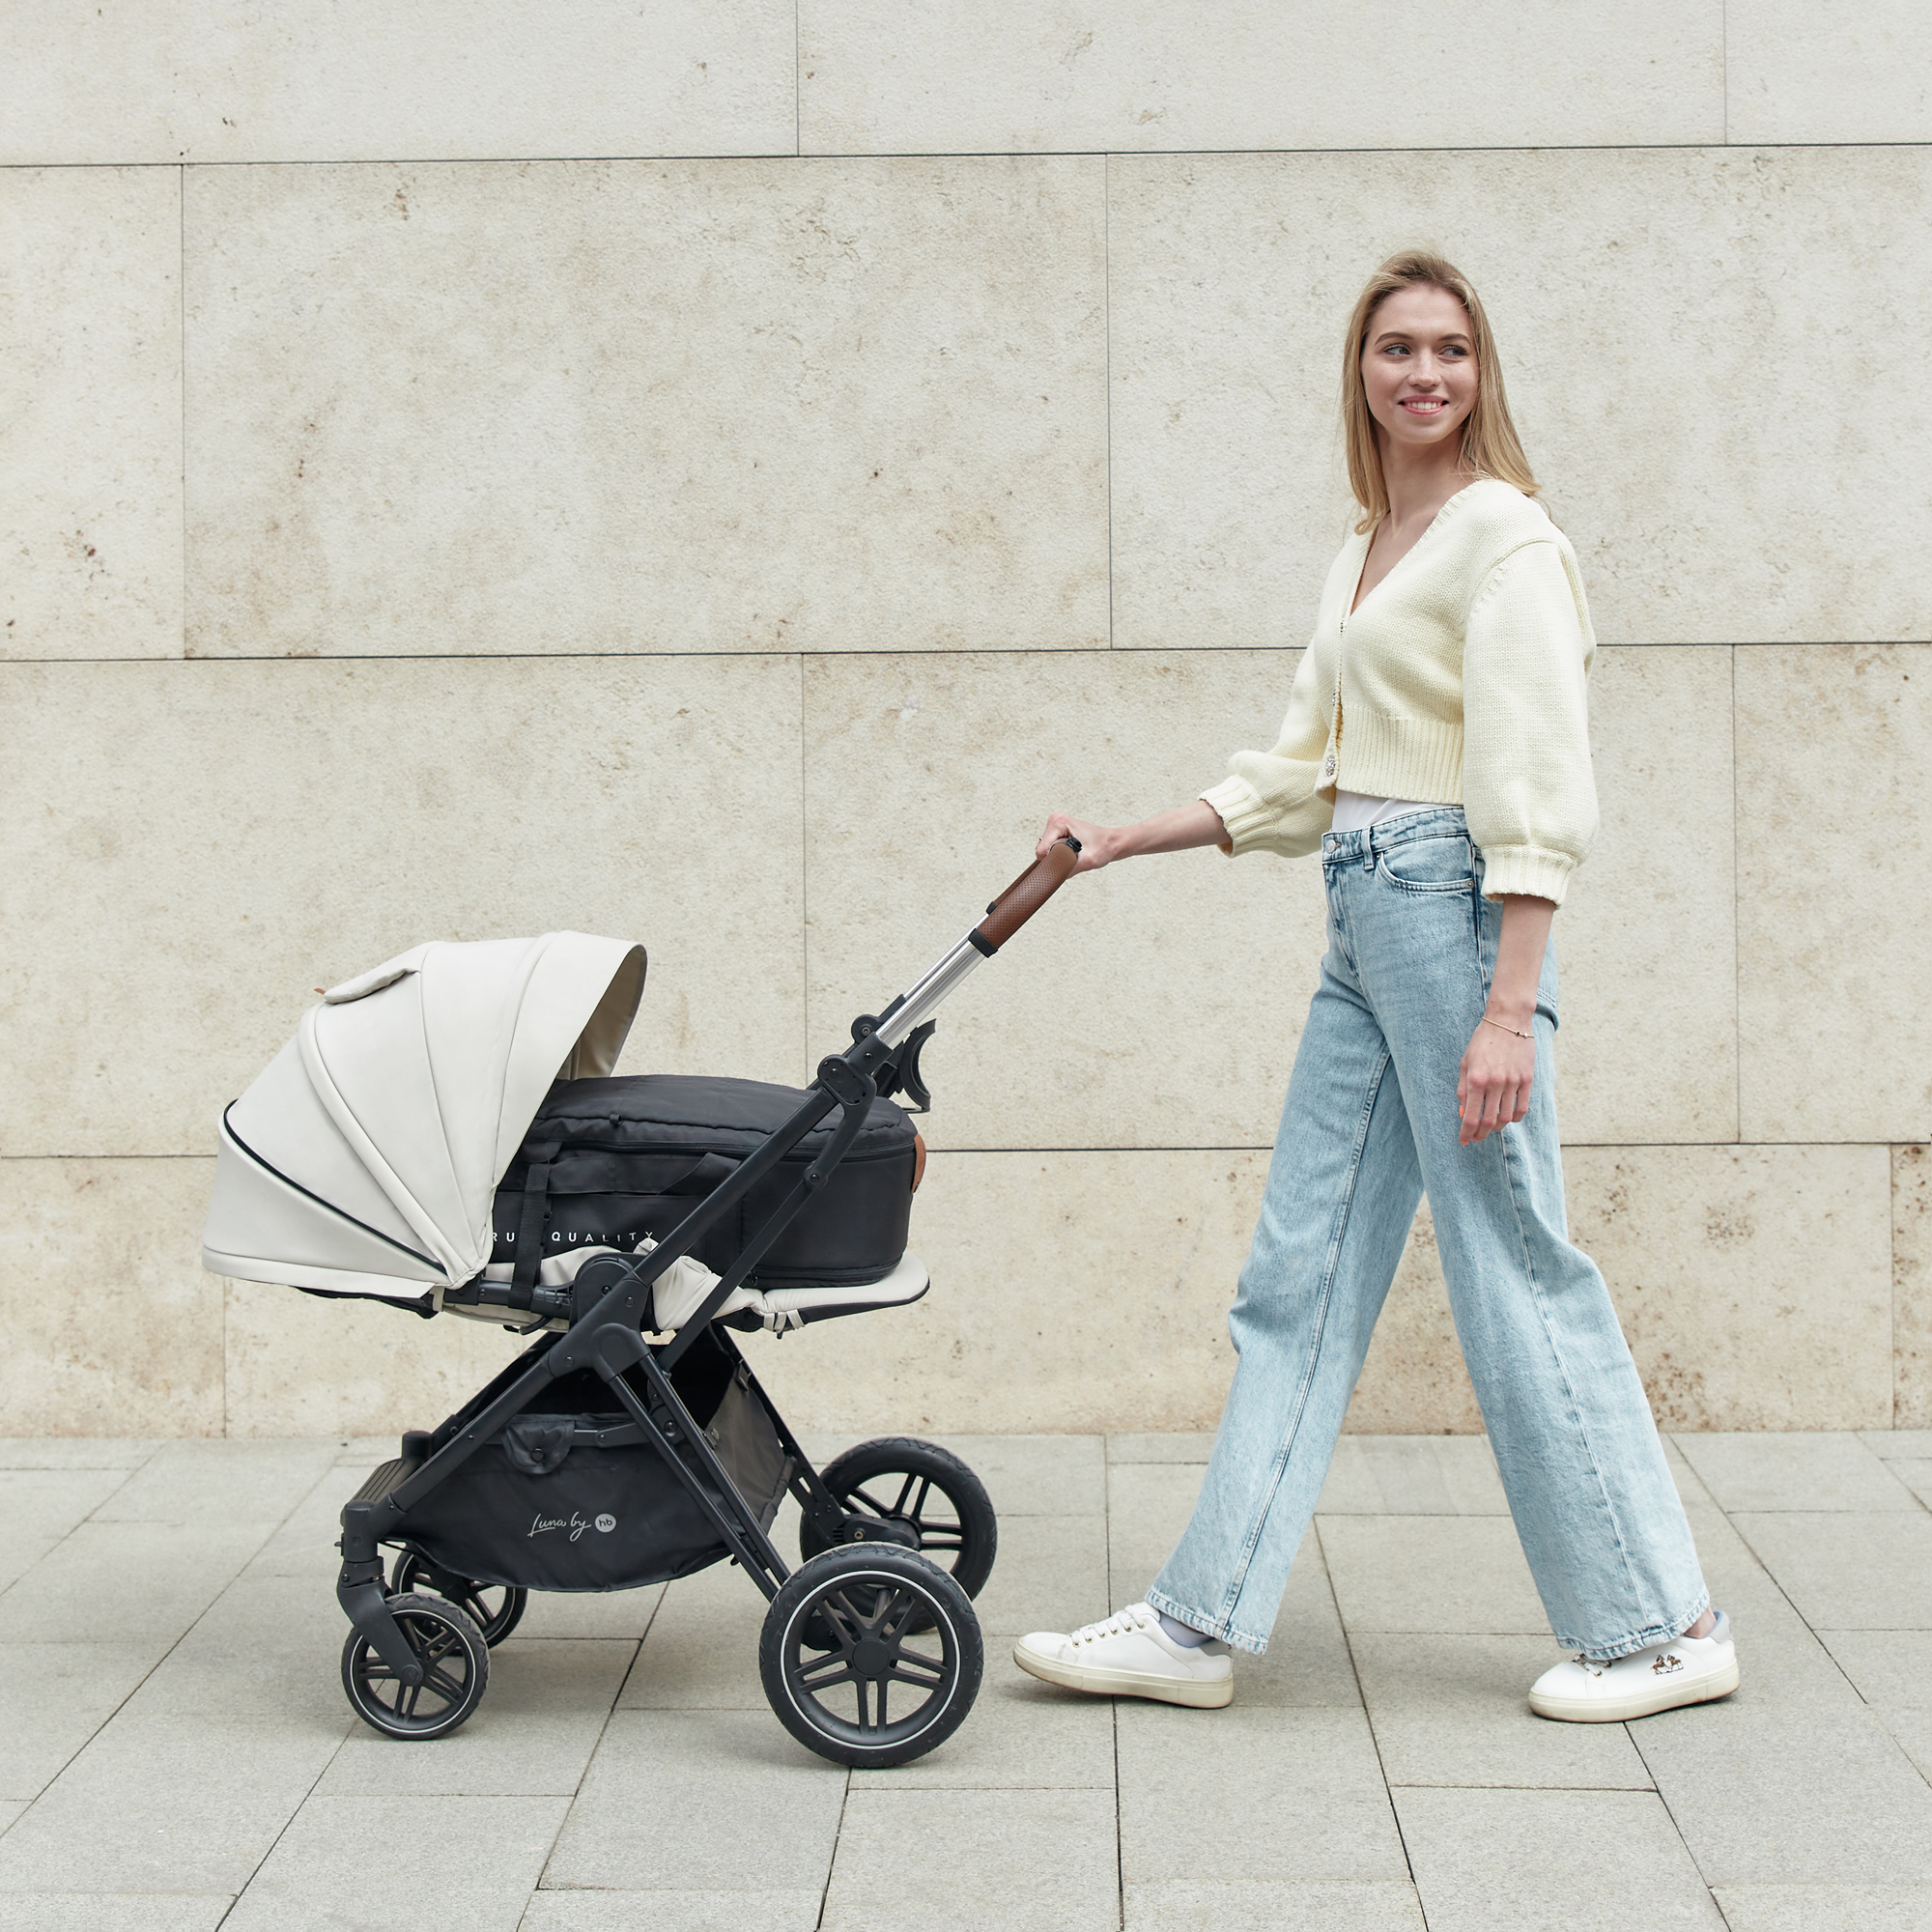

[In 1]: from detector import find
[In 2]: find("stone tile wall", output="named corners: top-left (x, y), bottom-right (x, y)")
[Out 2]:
top-left (3, 11), bottom-right (1927, 1435)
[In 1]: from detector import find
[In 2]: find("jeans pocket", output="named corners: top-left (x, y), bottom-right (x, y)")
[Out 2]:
top-left (1376, 834), bottom-right (1475, 894)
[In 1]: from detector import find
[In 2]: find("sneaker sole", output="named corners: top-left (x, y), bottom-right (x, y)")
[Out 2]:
top-left (1528, 1657), bottom-right (1740, 1723)
top-left (1012, 1639), bottom-right (1233, 1709)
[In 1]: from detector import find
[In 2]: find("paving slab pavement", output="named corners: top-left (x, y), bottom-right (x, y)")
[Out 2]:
top-left (0, 1428), bottom-right (1927, 1929)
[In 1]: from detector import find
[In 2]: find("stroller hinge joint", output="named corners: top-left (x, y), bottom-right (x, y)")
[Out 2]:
top-left (814, 1056), bottom-right (875, 1109)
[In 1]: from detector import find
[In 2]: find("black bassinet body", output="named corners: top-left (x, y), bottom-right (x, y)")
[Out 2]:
top-left (495, 1074), bottom-right (919, 1292)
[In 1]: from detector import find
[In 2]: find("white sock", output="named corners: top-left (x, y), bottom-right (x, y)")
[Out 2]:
top-left (1157, 1610), bottom-right (1210, 1649)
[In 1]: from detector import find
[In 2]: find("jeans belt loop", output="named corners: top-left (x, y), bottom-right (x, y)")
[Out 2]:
top-left (1363, 823), bottom-right (1376, 872)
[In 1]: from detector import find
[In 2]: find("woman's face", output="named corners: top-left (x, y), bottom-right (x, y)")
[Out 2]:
top-left (1360, 283), bottom-right (1478, 458)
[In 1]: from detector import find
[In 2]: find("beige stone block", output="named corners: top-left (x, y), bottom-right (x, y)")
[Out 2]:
top-left (1727, 2), bottom-right (1932, 144)
top-left (222, 1280), bottom-right (526, 1438)
top-left (184, 158), bottom-right (1107, 658)
top-left (1, 169), bottom-right (182, 660)
top-left (0, 1159), bottom-right (222, 1435)
top-left (1898, 1147), bottom-right (1932, 1432)
top-left (802, 650), bottom-right (1324, 1151)
top-left (1570, 1145), bottom-right (1893, 1431)
top-left (0, 656), bottom-right (805, 1156)
top-left (746, 1148), bottom-right (1269, 1435)
top-left (0, 3), bottom-right (795, 165)
top-left (1557, 645), bottom-right (1737, 1145)
top-left (1109, 150), bottom-right (1932, 651)
top-left (1738, 645), bottom-right (1932, 1144)
top-left (799, 2), bottom-right (1722, 153)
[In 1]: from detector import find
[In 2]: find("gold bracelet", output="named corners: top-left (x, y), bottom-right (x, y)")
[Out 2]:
top-left (1481, 1015), bottom-right (1532, 1039)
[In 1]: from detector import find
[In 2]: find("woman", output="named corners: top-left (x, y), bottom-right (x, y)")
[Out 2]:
top-left (1013, 251), bottom-right (1737, 1724)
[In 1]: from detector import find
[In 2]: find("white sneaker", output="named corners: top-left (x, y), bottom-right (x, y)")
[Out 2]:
top-left (1528, 1611), bottom-right (1738, 1722)
top-left (1013, 1603), bottom-right (1234, 1709)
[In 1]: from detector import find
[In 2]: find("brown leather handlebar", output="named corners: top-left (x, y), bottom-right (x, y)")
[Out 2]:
top-left (974, 835), bottom-right (1081, 952)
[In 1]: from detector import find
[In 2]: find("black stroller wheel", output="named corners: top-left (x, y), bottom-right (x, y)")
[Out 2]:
top-left (760, 1547), bottom-right (981, 1769)
top-left (342, 1592), bottom-right (489, 1741)
top-left (799, 1437), bottom-right (997, 1605)
top-left (389, 1550), bottom-right (528, 1647)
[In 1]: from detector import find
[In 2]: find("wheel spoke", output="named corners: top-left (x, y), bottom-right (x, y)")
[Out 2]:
top-left (906, 1476), bottom-right (933, 1529)
top-left (817, 1591), bottom-right (867, 1649)
top-left (890, 1473), bottom-right (916, 1517)
top-left (876, 1675), bottom-right (890, 1727)
top-left (854, 1676), bottom-right (871, 1730)
top-left (890, 1657), bottom-right (945, 1689)
top-left (847, 1485), bottom-right (897, 1520)
top-left (421, 1663), bottom-right (467, 1704)
top-left (879, 1589), bottom-right (924, 1642)
top-left (797, 1654), bottom-right (857, 1690)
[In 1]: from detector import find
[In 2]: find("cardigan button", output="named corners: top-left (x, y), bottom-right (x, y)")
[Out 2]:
top-left (1321, 754), bottom-right (1336, 779)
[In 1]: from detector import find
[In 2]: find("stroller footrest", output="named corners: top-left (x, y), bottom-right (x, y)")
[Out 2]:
top-left (348, 1456), bottom-right (419, 1508)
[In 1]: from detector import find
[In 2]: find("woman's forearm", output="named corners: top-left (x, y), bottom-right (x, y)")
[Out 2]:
top-left (1037, 800), bottom-right (1230, 870)
top-left (1103, 800), bottom-right (1231, 862)
top-left (1487, 895), bottom-right (1555, 1026)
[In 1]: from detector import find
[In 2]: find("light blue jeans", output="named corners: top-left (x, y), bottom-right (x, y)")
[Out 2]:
top-left (1149, 809), bottom-right (1708, 1661)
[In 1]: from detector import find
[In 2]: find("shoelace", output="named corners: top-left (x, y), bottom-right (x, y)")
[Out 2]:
top-left (1069, 1606), bottom-right (1152, 1646)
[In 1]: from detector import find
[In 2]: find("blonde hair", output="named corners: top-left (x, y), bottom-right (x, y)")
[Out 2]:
top-left (1342, 249), bottom-right (1537, 533)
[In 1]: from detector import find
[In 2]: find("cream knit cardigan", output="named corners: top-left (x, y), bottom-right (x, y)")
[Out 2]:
top-left (1201, 479), bottom-right (1599, 905)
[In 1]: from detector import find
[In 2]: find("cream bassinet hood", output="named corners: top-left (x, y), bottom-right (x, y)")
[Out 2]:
top-left (202, 933), bottom-right (646, 1308)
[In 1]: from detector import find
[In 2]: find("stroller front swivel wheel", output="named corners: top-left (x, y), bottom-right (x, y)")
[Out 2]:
top-left (388, 1549), bottom-right (527, 1647)
top-left (342, 1592), bottom-right (489, 1741)
top-left (760, 1547), bottom-right (982, 1769)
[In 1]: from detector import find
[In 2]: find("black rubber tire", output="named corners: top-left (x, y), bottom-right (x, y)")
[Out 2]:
top-left (389, 1550), bottom-right (527, 1647)
top-left (342, 1592), bottom-right (489, 1741)
top-left (798, 1437), bottom-right (997, 1605)
top-left (760, 1546), bottom-right (981, 1769)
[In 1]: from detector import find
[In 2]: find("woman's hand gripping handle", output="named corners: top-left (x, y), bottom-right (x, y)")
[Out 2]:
top-left (975, 835), bottom-right (1082, 952)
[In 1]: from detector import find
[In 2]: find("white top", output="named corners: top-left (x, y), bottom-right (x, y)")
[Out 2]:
top-left (1328, 791), bottom-right (1441, 837)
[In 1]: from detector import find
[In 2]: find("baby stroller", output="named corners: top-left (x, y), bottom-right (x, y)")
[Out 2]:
top-left (200, 838), bottom-right (1079, 1768)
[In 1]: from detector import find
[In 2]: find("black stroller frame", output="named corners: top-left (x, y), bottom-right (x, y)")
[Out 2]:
top-left (332, 837), bottom-right (1081, 1767)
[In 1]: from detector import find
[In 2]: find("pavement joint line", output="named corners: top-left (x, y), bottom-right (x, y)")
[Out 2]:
top-left (0, 1447), bottom-right (154, 1613)
top-left (1686, 1466), bottom-right (1883, 1727)
top-left (814, 1752), bottom-right (851, 1929)
top-left (152, 1452), bottom-right (363, 1911)
top-left (526, 1596), bottom-right (656, 1916)
top-left (1318, 1515), bottom-right (1428, 1925)
top-left (1634, 1708), bottom-right (1730, 1920)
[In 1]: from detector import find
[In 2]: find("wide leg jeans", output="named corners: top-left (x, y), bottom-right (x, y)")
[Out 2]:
top-left (1148, 809), bottom-right (1708, 1660)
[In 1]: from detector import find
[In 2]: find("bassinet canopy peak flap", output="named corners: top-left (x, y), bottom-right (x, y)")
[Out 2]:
top-left (203, 932), bottom-right (646, 1307)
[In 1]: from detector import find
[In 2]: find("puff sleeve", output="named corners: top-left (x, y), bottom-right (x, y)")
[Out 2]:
top-left (1199, 642), bottom-right (1336, 859)
top-left (1461, 539), bottom-right (1599, 903)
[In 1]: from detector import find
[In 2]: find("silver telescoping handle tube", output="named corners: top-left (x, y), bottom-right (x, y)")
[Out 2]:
top-left (874, 935), bottom-right (984, 1049)
top-left (871, 835), bottom-right (1082, 1051)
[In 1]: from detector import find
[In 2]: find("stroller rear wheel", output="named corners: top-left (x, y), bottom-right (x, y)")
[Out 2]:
top-left (799, 1437), bottom-right (997, 1605)
top-left (388, 1550), bottom-right (527, 1647)
top-left (342, 1592), bottom-right (489, 1740)
top-left (760, 1546), bottom-right (981, 1769)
